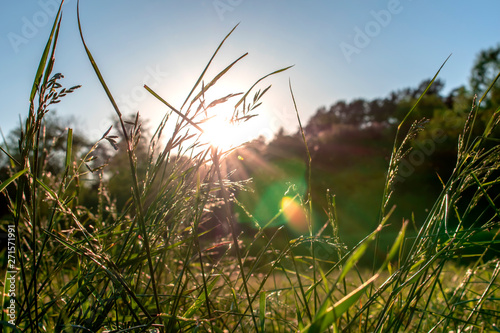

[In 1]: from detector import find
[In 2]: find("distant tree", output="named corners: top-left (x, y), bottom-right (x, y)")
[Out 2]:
top-left (391, 79), bottom-right (447, 128)
top-left (305, 106), bottom-right (335, 134)
top-left (1, 112), bottom-right (92, 175)
top-left (328, 101), bottom-right (347, 125)
top-left (318, 99), bottom-right (370, 127)
top-left (367, 97), bottom-right (397, 126)
top-left (347, 99), bottom-right (368, 125)
top-left (469, 45), bottom-right (500, 130)
top-left (415, 78), bottom-right (445, 98)
top-left (470, 45), bottom-right (500, 105)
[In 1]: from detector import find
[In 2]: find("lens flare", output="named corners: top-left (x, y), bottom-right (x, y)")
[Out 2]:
top-left (280, 196), bottom-right (308, 233)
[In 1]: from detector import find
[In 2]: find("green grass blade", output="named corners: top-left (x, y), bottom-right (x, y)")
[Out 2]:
top-left (396, 246), bottom-right (448, 293)
top-left (29, 1), bottom-right (64, 102)
top-left (183, 276), bottom-right (219, 319)
top-left (398, 55), bottom-right (451, 129)
top-left (40, 14), bottom-right (62, 93)
top-left (234, 65), bottom-right (294, 112)
top-left (77, 1), bottom-right (121, 118)
top-left (379, 220), bottom-right (408, 273)
top-left (477, 70), bottom-right (500, 106)
top-left (310, 207), bottom-right (394, 327)
top-left (190, 52), bottom-right (248, 107)
top-left (303, 275), bottom-right (379, 333)
top-left (181, 23), bottom-right (240, 110)
top-left (339, 207), bottom-right (393, 283)
top-left (78, 1), bottom-right (162, 316)
top-left (0, 168), bottom-right (29, 193)
top-left (35, 177), bottom-right (58, 201)
top-left (65, 128), bottom-right (73, 170)
top-left (211, 148), bottom-right (259, 332)
top-left (260, 291), bottom-right (266, 332)
top-left (471, 172), bottom-right (500, 219)
top-left (0, 146), bottom-right (21, 167)
top-left (144, 85), bottom-right (203, 132)
top-left (463, 260), bottom-right (500, 327)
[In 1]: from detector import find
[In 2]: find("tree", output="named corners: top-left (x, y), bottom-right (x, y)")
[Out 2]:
top-left (1, 112), bottom-right (93, 175)
top-left (470, 45), bottom-right (500, 108)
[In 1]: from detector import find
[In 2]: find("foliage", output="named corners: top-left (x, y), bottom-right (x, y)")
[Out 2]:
top-left (1, 3), bottom-right (499, 332)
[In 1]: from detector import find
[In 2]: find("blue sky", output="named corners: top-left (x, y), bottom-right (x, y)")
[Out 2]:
top-left (1, 0), bottom-right (499, 142)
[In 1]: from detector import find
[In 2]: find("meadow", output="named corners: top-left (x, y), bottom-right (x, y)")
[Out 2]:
top-left (1, 3), bottom-right (500, 332)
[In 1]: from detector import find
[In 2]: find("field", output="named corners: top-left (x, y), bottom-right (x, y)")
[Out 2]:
top-left (1, 4), bottom-right (500, 333)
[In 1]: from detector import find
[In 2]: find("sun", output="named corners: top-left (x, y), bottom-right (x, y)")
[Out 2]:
top-left (199, 101), bottom-right (266, 151)
top-left (200, 115), bottom-right (247, 151)
top-left (195, 90), bottom-right (274, 151)
top-left (200, 116), bottom-right (232, 150)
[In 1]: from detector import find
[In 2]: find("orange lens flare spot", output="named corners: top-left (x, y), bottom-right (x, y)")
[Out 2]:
top-left (280, 196), bottom-right (308, 233)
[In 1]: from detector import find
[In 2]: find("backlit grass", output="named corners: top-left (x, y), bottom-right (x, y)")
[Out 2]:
top-left (1, 2), bottom-right (499, 332)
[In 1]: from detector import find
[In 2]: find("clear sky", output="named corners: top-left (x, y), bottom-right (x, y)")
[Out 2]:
top-left (1, 0), bottom-right (499, 142)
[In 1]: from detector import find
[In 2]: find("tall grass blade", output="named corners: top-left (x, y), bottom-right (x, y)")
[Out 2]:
top-left (398, 55), bottom-right (451, 129)
top-left (0, 168), bottom-right (28, 193)
top-left (340, 207), bottom-right (394, 282)
top-left (181, 23), bottom-right (240, 110)
top-left (29, 1), bottom-right (64, 102)
top-left (144, 85), bottom-right (203, 132)
top-left (234, 65), bottom-right (294, 113)
top-left (183, 276), bottom-right (219, 319)
top-left (77, 0), bottom-right (161, 318)
top-left (77, 1), bottom-right (121, 118)
top-left (379, 220), bottom-right (408, 272)
top-left (65, 128), bottom-right (73, 170)
top-left (211, 148), bottom-right (259, 332)
top-left (259, 291), bottom-right (266, 332)
top-left (190, 52), bottom-right (248, 105)
top-left (303, 275), bottom-right (379, 333)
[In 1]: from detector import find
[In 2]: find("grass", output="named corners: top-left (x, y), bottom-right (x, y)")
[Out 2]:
top-left (1, 2), bottom-right (500, 332)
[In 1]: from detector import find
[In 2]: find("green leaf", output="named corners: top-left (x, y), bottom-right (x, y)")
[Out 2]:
top-left (181, 23), bottom-right (240, 110)
top-left (472, 172), bottom-right (500, 220)
top-left (0, 168), bottom-right (29, 193)
top-left (234, 65), bottom-right (294, 111)
top-left (303, 275), bottom-right (378, 333)
top-left (396, 246), bottom-right (448, 293)
top-left (30, 1), bottom-right (64, 102)
top-left (338, 206), bottom-right (393, 282)
top-left (65, 128), bottom-right (73, 170)
top-left (77, 1), bottom-right (122, 118)
top-left (183, 276), bottom-right (219, 319)
top-left (312, 206), bottom-right (394, 327)
top-left (379, 220), bottom-right (408, 272)
top-left (35, 177), bottom-right (58, 201)
top-left (260, 291), bottom-right (266, 332)
top-left (398, 54), bottom-right (451, 130)
top-left (190, 53), bottom-right (248, 105)
top-left (144, 85), bottom-right (203, 132)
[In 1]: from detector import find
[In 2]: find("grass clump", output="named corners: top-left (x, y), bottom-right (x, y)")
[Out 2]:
top-left (1, 2), bottom-right (500, 332)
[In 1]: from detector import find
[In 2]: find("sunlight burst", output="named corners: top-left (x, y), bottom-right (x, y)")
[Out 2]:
top-left (199, 105), bottom-right (266, 151)
top-left (200, 115), bottom-right (243, 151)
